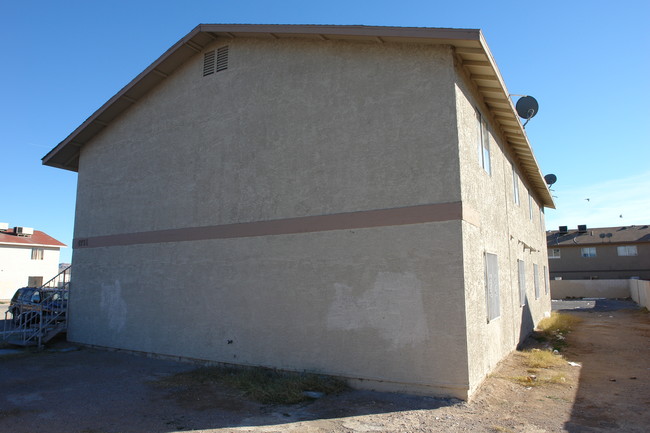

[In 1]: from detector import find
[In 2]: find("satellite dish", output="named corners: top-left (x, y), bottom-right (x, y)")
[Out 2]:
top-left (544, 173), bottom-right (557, 186)
top-left (515, 96), bottom-right (539, 127)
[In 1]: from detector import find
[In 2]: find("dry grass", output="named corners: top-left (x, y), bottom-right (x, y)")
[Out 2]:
top-left (491, 426), bottom-right (514, 433)
top-left (508, 345), bottom-right (570, 388)
top-left (521, 349), bottom-right (565, 369)
top-left (533, 312), bottom-right (582, 351)
top-left (537, 312), bottom-right (581, 336)
top-left (511, 373), bottom-right (567, 387)
top-left (157, 365), bottom-right (348, 405)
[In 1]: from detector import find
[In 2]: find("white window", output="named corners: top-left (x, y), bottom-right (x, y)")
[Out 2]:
top-left (477, 111), bottom-right (491, 175)
top-left (31, 248), bottom-right (44, 260)
top-left (581, 247), bottom-right (597, 258)
top-left (549, 248), bottom-right (561, 259)
top-left (518, 259), bottom-right (526, 306)
top-left (617, 245), bottom-right (638, 256)
top-left (485, 252), bottom-right (500, 321)
top-left (512, 166), bottom-right (520, 205)
top-left (528, 193), bottom-right (534, 220)
top-left (533, 264), bottom-right (540, 300)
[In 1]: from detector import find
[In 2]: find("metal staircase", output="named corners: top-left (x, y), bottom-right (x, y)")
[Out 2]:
top-left (2, 266), bottom-right (71, 348)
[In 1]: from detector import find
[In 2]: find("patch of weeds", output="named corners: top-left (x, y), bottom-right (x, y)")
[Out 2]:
top-left (534, 312), bottom-right (582, 351)
top-left (537, 312), bottom-right (581, 335)
top-left (520, 349), bottom-right (565, 369)
top-left (546, 374), bottom-right (567, 384)
top-left (491, 425), bottom-right (514, 433)
top-left (510, 373), bottom-right (567, 388)
top-left (511, 375), bottom-right (539, 386)
top-left (157, 365), bottom-right (348, 405)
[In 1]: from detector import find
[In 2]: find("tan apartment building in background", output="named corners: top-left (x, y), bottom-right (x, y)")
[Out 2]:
top-left (547, 224), bottom-right (650, 280)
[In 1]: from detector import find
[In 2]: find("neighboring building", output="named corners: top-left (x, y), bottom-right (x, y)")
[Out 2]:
top-left (0, 224), bottom-right (66, 299)
top-left (42, 24), bottom-right (555, 399)
top-left (547, 225), bottom-right (650, 280)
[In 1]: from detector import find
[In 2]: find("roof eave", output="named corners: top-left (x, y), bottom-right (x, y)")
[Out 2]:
top-left (454, 32), bottom-right (555, 209)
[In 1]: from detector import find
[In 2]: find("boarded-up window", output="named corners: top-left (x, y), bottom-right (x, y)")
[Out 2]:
top-left (534, 264), bottom-right (540, 300)
top-left (485, 253), bottom-right (500, 322)
top-left (518, 259), bottom-right (526, 307)
top-left (543, 265), bottom-right (549, 295)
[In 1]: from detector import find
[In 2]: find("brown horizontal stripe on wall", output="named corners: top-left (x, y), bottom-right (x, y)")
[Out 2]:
top-left (74, 201), bottom-right (471, 249)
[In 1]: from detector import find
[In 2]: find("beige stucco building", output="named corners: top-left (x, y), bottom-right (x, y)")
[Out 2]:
top-left (43, 24), bottom-right (554, 399)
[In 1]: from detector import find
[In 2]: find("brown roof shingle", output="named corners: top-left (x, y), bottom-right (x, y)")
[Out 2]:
top-left (547, 225), bottom-right (650, 247)
top-left (0, 228), bottom-right (66, 248)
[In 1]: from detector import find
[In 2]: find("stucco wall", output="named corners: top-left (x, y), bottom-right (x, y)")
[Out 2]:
top-left (70, 221), bottom-right (470, 397)
top-left (551, 279), bottom-right (640, 300)
top-left (0, 245), bottom-right (61, 299)
top-left (74, 38), bottom-right (461, 238)
top-left (453, 66), bottom-right (551, 395)
top-left (69, 38), bottom-right (476, 397)
top-left (630, 279), bottom-right (650, 309)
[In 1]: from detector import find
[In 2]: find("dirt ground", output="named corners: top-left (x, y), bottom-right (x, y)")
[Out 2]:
top-left (1, 300), bottom-right (648, 433)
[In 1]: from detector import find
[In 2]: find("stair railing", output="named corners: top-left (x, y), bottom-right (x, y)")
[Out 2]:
top-left (2, 265), bottom-right (71, 347)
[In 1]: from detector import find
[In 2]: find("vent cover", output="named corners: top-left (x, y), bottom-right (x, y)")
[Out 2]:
top-left (216, 46), bottom-right (228, 72)
top-left (203, 51), bottom-right (215, 76)
top-left (203, 46), bottom-right (228, 77)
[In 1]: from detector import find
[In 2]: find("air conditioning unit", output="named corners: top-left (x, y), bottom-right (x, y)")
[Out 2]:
top-left (14, 226), bottom-right (34, 236)
top-left (558, 225), bottom-right (568, 234)
top-left (0, 222), bottom-right (8, 231)
top-left (577, 224), bottom-right (587, 233)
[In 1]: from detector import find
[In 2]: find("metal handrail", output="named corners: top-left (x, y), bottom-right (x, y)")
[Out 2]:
top-left (41, 265), bottom-right (72, 289)
top-left (2, 265), bottom-right (71, 347)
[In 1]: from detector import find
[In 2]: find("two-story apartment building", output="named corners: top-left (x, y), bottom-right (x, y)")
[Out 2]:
top-left (547, 224), bottom-right (650, 280)
top-left (42, 24), bottom-right (554, 399)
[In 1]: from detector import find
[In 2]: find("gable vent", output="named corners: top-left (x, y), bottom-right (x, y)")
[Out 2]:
top-left (216, 46), bottom-right (229, 72)
top-left (203, 51), bottom-right (215, 76)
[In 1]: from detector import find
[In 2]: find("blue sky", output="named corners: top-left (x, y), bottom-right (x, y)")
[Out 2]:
top-left (1, 0), bottom-right (649, 263)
